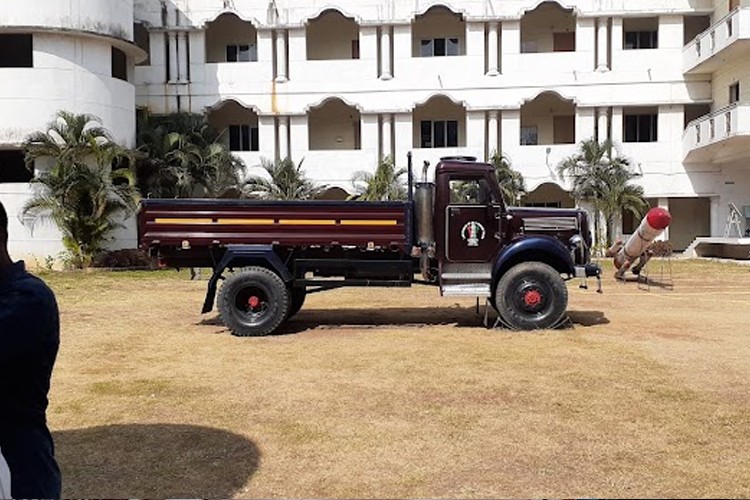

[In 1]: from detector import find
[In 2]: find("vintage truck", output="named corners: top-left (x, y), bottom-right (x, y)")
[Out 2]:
top-left (138, 155), bottom-right (602, 336)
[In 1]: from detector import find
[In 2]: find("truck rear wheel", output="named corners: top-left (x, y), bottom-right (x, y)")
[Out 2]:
top-left (218, 267), bottom-right (290, 336)
top-left (287, 286), bottom-right (306, 319)
top-left (494, 262), bottom-right (568, 330)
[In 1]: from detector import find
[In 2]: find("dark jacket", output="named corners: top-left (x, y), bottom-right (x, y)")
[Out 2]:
top-left (0, 261), bottom-right (61, 499)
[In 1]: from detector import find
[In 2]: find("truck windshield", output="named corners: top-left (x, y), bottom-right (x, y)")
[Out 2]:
top-left (449, 178), bottom-right (496, 205)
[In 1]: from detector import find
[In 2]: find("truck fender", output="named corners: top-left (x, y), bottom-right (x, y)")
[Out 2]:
top-left (492, 236), bottom-right (575, 292)
top-left (202, 245), bottom-right (292, 314)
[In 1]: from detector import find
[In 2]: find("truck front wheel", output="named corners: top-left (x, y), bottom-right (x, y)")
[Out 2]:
top-left (494, 262), bottom-right (568, 330)
top-left (218, 267), bottom-right (290, 336)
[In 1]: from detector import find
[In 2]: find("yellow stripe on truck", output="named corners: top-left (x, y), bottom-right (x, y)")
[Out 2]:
top-left (154, 218), bottom-right (214, 225)
top-left (279, 219), bottom-right (337, 225)
top-left (216, 219), bottom-right (275, 225)
top-left (339, 220), bottom-right (398, 226)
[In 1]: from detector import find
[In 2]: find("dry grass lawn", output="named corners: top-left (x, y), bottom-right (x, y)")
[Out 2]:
top-left (43, 259), bottom-right (750, 498)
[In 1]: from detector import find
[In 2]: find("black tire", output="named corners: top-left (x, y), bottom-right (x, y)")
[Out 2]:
top-left (494, 262), bottom-right (568, 330)
top-left (287, 286), bottom-right (306, 319)
top-left (217, 267), bottom-right (290, 336)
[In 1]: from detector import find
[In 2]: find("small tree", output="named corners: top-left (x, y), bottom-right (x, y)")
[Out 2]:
top-left (242, 157), bottom-right (324, 200)
top-left (558, 138), bottom-right (647, 248)
top-left (23, 111), bottom-right (140, 268)
top-left (489, 151), bottom-right (526, 205)
top-left (136, 111), bottom-right (244, 198)
top-left (351, 156), bottom-right (407, 201)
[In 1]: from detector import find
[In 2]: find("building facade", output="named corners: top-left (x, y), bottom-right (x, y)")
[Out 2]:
top-left (1, 0), bottom-right (749, 259)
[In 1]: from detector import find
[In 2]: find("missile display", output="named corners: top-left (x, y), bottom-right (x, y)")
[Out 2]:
top-left (606, 207), bottom-right (672, 279)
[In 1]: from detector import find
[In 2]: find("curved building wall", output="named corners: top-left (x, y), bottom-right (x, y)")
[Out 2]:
top-left (0, 1), bottom-right (138, 261)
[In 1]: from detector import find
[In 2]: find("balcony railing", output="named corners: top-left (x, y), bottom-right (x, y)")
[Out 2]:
top-left (683, 102), bottom-right (750, 162)
top-left (684, 8), bottom-right (750, 73)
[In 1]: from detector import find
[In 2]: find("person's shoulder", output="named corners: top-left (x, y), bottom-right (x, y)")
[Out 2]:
top-left (4, 270), bottom-right (57, 305)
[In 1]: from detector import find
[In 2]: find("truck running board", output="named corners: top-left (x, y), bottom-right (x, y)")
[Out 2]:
top-left (441, 283), bottom-right (491, 297)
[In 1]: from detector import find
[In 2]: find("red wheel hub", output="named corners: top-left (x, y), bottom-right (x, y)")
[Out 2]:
top-left (524, 289), bottom-right (542, 307)
top-left (248, 296), bottom-right (261, 309)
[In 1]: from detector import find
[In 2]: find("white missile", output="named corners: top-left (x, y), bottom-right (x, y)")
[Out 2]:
top-left (607, 207), bottom-right (672, 279)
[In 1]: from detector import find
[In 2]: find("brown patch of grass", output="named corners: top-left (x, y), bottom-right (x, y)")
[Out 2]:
top-left (44, 261), bottom-right (750, 497)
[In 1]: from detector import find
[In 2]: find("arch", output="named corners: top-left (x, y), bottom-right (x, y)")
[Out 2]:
top-left (305, 96), bottom-right (364, 114)
top-left (411, 93), bottom-right (467, 111)
top-left (204, 98), bottom-right (261, 116)
top-left (201, 9), bottom-right (261, 29)
top-left (520, 0), bottom-right (579, 17)
top-left (523, 181), bottom-right (575, 208)
top-left (520, 1), bottom-right (577, 54)
top-left (205, 12), bottom-right (259, 64)
top-left (520, 92), bottom-right (577, 146)
top-left (205, 100), bottom-right (260, 153)
top-left (412, 3), bottom-right (468, 21)
top-left (307, 98), bottom-right (362, 151)
top-left (306, 9), bottom-right (360, 60)
top-left (305, 6), bottom-right (361, 25)
top-left (520, 89), bottom-right (578, 107)
top-left (413, 94), bottom-right (467, 148)
top-left (316, 186), bottom-right (350, 201)
top-left (412, 4), bottom-right (466, 57)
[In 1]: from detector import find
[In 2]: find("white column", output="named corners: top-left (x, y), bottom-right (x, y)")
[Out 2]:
top-left (278, 116), bottom-right (289, 160)
top-left (487, 22), bottom-right (499, 76)
top-left (611, 17), bottom-right (623, 71)
top-left (597, 107), bottom-right (608, 142)
top-left (380, 26), bottom-right (392, 80)
top-left (168, 32), bottom-right (178, 83)
top-left (500, 21), bottom-right (520, 74)
top-left (275, 30), bottom-right (287, 83)
top-left (381, 114), bottom-right (393, 159)
top-left (611, 106), bottom-right (623, 143)
top-left (596, 17), bottom-right (609, 71)
top-left (177, 32), bottom-right (188, 82)
top-left (487, 111), bottom-right (499, 157)
top-left (657, 197), bottom-right (670, 241)
top-left (710, 196), bottom-right (721, 237)
top-left (501, 109), bottom-right (521, 151)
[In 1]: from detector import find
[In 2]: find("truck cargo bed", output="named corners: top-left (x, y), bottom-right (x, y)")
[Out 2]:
top-left (139, 199), bottom-right (411, 250)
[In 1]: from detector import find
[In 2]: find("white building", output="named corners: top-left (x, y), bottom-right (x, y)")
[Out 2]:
top-left (1, 0), bottom-right (749, 260)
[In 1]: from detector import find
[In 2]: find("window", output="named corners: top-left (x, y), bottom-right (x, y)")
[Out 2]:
top-left (520, 126), bottom-right (538, 146)
top-left (226, 44), bottom-right (257, 62)
top-left (624, 30), bottom-right (657, 49)
top-left (229, 125), bottom-right (259, 151)
top-left (525, 202), bottom-right (561, 208)
top-left (420, 38), bottom-right (459, 57)
top-left (351, 40), bottom-right (360, 59)
top-left (553, 32), bottom-right (575, 52)
top-left (449, 178), bottom-right (495, 204)
top-left (730, 82), bottom-right (740, 104)
top-left (111, 47), bottom-right (128, 81)
top-left (420, 120), bottom-right (458, 148)
top-left (0, 151), bottom-right (33, 183)
top-left (624, 113), bottom-right (657, 142)
top-left (0, 34), bottom-right (33, 68)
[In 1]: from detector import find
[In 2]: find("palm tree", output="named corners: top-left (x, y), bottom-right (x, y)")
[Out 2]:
top-left (242, 157), bottom-right (324, 200)
top-left (489, 151), bottom-right (526, 205)
top-left (351, 156), bottom-right (407, 201)
top-left (23, 111), bottom-right (140, 268)
top-left (136, 111), bottom-right (244, 198)
top-left (558, 138), bottom-right (647, 247)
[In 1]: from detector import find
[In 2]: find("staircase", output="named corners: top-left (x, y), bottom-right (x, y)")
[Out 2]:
top-left (441, 263), bottom-right (492, 297)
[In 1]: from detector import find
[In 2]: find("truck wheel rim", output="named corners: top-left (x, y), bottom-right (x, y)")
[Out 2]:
top-left (234, 285), bottom-right (270, 322)
top-left (513, 280), bottom-right (549, 314)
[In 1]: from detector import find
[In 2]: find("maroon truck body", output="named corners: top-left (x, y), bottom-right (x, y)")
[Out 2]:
top-left (138, 157), bottom-right (601, 335)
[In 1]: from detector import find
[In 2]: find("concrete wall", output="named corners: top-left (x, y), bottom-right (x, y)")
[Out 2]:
top-left (308, 100), bottom-right (361, 150)
top-left (306, 10), bottom-right (358, 60)
top-left (520, 2), bottom-right (576, 53)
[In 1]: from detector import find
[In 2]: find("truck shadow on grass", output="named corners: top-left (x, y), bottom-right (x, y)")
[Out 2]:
top-left (199, 307), bottom-right (609, 334)
top-left (53, 424), bottom-right (260, 498)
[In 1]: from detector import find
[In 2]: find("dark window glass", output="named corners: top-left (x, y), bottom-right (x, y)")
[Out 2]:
top-left (447, 38), bottom-right (459, 56)
top-left (229, 125), bottom-right (258, 151)
top-left (250, 127), bottom-right (259, 151)
top-left (229, 125), bottom-right (241, 150)
top-left (433, 121), bottom-right (446, 147)
top-left (240, 125), bottom-right (250, 150)
top-left (111, 47), bottom-right (128, 81)
top-left (0, 34), bottom-right (33, 68)
top-left (238, 45), bottom-right (251, 62)
top-left (420, 121), bottom-right (432, 148)
top-left (0, 151), bottom-right (33, 183)
top-left (446, 120), bottom-right (458, 147)
top-left (730, 83), bottom-right (740, 104)
top-left (434, 38), bottom-right (446, 56)
top-left (226, 45), bottom-right (238, 62)
top-left (351, 40), bottom-right (360, 59)
top-left (624, 30), bottom-right (658, 49)
top-left (420, 40), bottom-right (433, 57)
top-left (624, 114), bottom-right (657, 142)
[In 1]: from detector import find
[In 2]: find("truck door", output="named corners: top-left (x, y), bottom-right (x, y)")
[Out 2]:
top-left (445, 177), bottom-right (500, 262)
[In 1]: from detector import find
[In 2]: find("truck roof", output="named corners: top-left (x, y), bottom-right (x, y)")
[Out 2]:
top-left (435, 158), bottom-right (495, 176)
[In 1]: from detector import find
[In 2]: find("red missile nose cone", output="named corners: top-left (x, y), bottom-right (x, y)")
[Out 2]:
top-left (646, 207), bottom-right (671, 230)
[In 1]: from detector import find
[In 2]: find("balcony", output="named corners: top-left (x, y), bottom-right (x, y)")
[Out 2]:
top-left (683, 103), bottom-right (750, 163)
top-left (684, 8), bottom-right (750, 74)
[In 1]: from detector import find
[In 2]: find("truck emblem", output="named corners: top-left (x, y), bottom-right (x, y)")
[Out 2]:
top-left (461, 221), bottom-right (486, 247)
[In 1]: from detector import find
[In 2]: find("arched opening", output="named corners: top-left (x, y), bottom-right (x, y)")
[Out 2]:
top-left (316, 187), bottom-right (350, 201)
top-left (205, 13), bottom-right (258, 63)
top-left (413, 95), bottom-right (466, 148)
top-left (520, 92), bottom-right (576, 145)
top-left (522, 182), bottom-right (575, 208)
top-left (306, 10), bottom-right (360, 60)
top-left (308, 98), bottom-right (361, 150)
top-left (206, 100), bottom-right (259, 152)
top-left (520, 2), bottom-right (576, 53)
top-left (412, 6), bottom-right (466, 57)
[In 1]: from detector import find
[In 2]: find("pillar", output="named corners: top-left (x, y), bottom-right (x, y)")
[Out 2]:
top-left (168, 32), bottom-right (178, 83)
top-left (487, 22), bottom-right (499, 76)
top-left (278, 116), bottom-right (289, 160)
top-left (487, 111), bottom-right (499, 157)
top-left (177, 32), bottom-right (189, 82)
top-left (597, 107), bottom-right (608, 142)
top-left (657, 197), bottom-right (670, 241)
top-left (380, 26), bottom-right (392, 80)
top-left (276, 30), bottom-right (287, 83)
top-left (596, 17), bottom-right (609, 71)
top-left (381, 114), bottom-right (393, 159)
